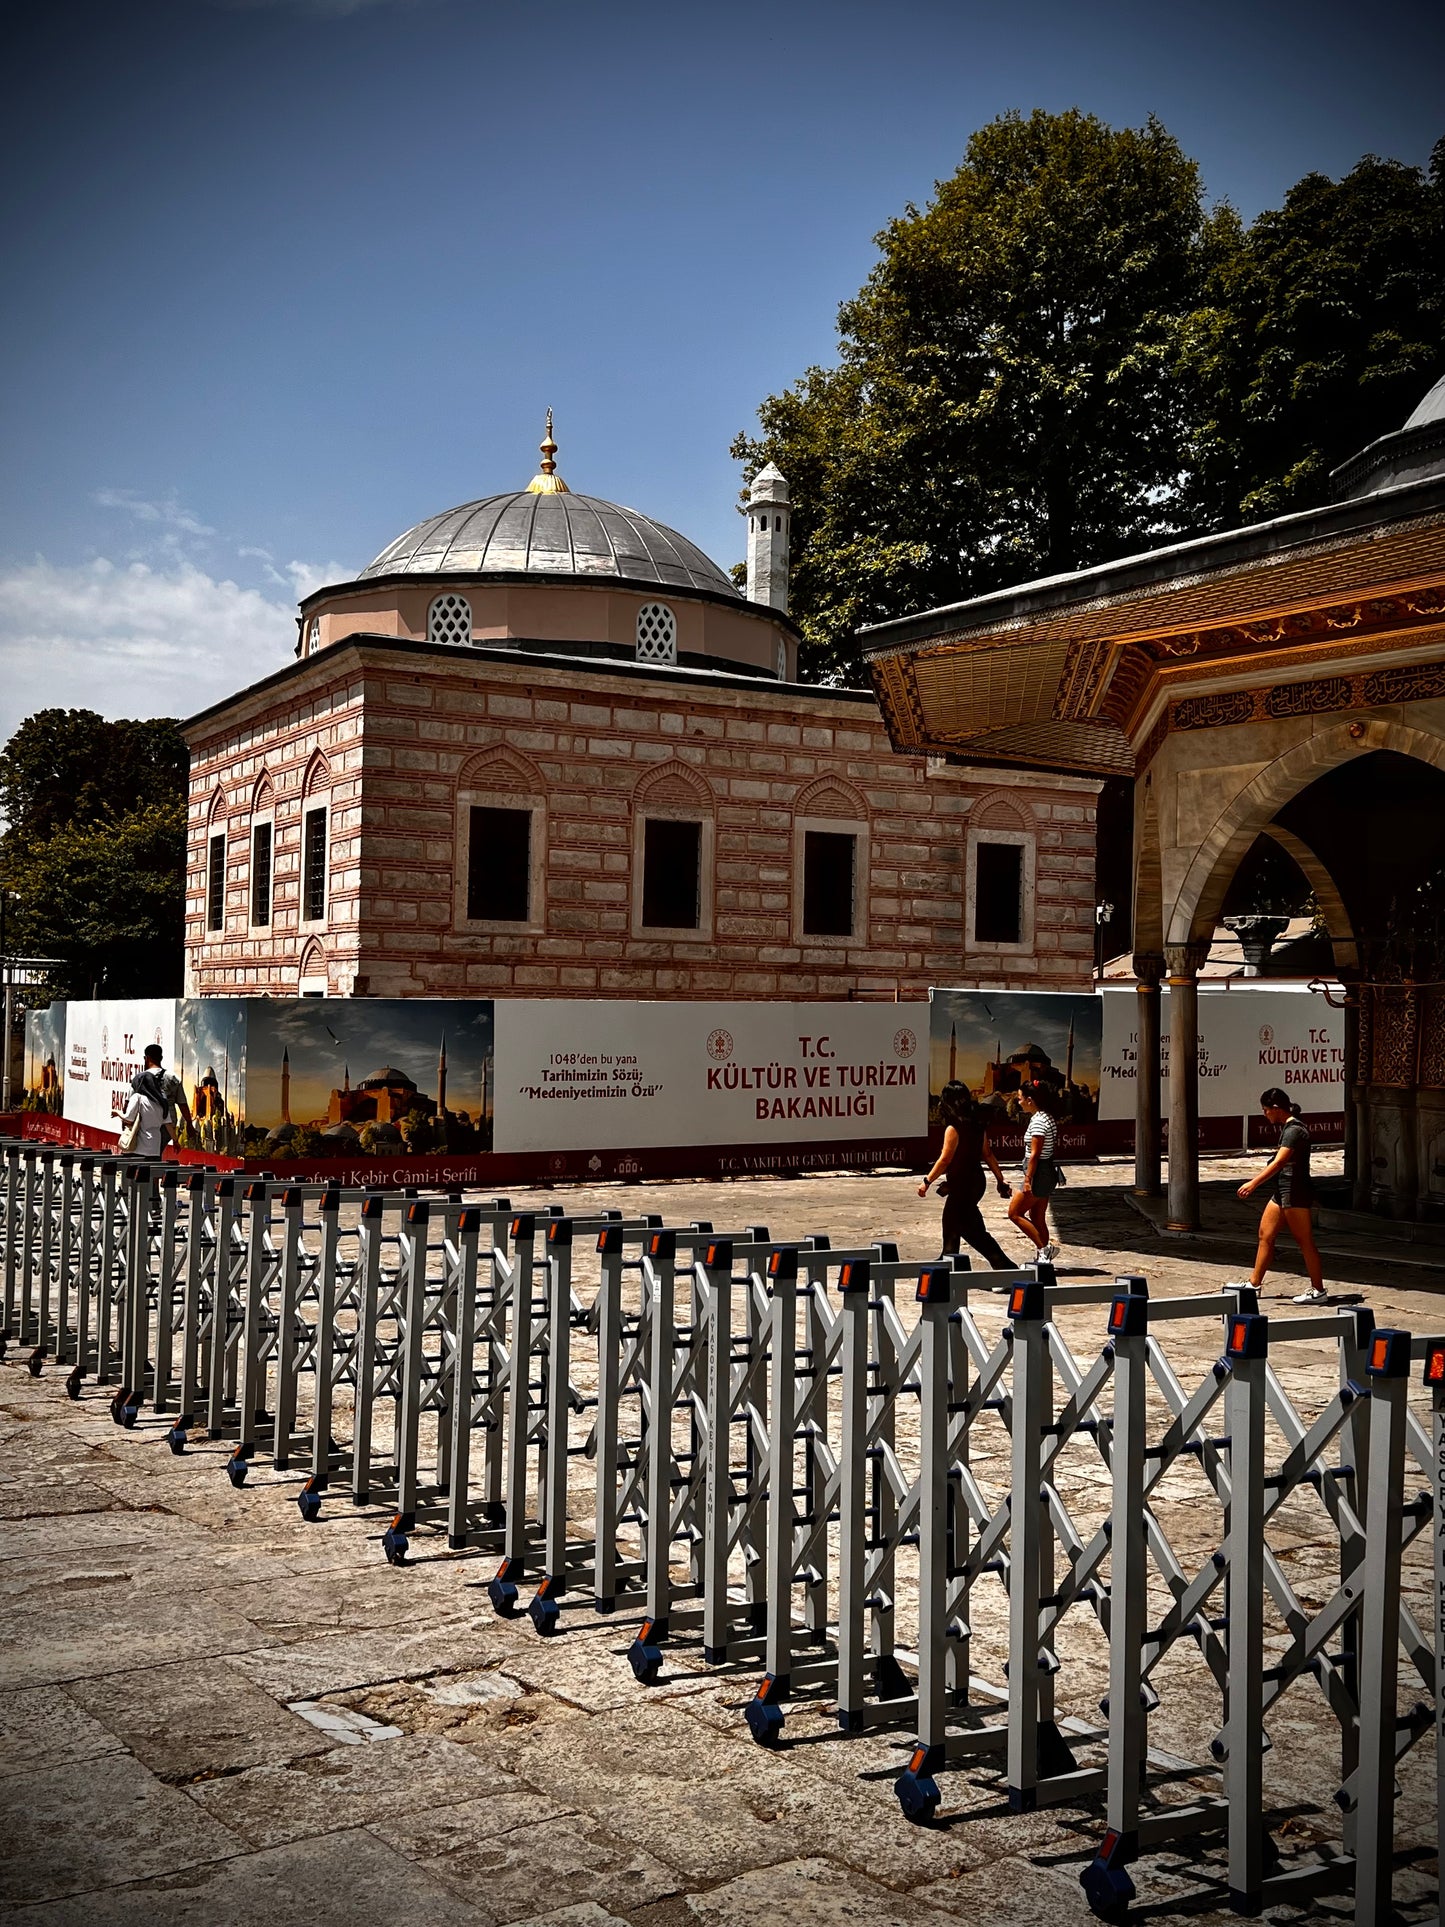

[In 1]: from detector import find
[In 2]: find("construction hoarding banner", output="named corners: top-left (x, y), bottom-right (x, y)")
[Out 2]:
top-left (928, 988), bottom-right (1103, 1159)
top-left (60, 1000), bottom-right (178, 1135)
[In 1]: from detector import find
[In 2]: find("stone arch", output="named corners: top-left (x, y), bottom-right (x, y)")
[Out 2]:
top-left (458, 744), bottom-right (544, 794)
top-left (302, 749), bottom-right (332, 798)
top-left (970, 790), bottom-right (1031, 832)
top-left (206, 785), bottom-right (227, 829)
top-left (1166, 717), bottom-right (1445, 946)
top-left (298, 937), bottom-right (329, 996)
top-left (794, 774), bottom-right (868, 820)
top-left (634, 760), bottom-right (714, 811)
top-left (1260, 824), bottom-right (1357, 968)
top-left (251, 770), bottom-right (275, 814)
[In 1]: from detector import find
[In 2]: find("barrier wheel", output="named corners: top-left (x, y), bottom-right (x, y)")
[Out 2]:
top-left (895, 1751), bottom-right (942, 1826)
top-left (382, 1517), bottom-right (409, 1566)
top-left (488, 1570), bottom-right (520, 1617)
top-left (297, 1480), bottom-right (323, 1523)
top-left (27, 1348), bottom-right (44, 1378)
top-left (528, 1592), bottom-right (560, 1637)
top-left (165, 1424), bottom-right (187, 1456)
top-left (226, 1444), bottom-right (254, 1488)
top-left (64, 1367), bottom-right (84, 1402)
top-left (627, 1637), bottom-right (662, 1685)
top-left (745, 1699), bottom-right (785, 1747)
top-left (1081, 1860), bottom-right (1135, 1919)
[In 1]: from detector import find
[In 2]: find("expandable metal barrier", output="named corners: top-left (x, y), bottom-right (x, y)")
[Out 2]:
top-left (2, 1133), bottom-right (1438, 1922)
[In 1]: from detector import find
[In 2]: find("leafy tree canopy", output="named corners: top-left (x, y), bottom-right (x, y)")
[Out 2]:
top-left (0, 709), bottom-right (188, 998)
top-left (735, 113), bottom-right (1444, 681)
top-left (1186, 140), bottom-right (1445, 523)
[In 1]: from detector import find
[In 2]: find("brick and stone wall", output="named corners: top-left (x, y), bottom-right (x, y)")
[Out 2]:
top-left (185, 637), bottom-right (1099, 1000)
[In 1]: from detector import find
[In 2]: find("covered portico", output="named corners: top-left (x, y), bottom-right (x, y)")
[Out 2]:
top-left (863, 380), bottom-right (1445, 1229)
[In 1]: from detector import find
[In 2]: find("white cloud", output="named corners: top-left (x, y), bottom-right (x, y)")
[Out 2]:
top-left (92, 489), bottom-right (217, 540)
top-left (0, 556), bottom-right (303, 742)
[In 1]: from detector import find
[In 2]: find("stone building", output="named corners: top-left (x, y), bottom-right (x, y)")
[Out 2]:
top-left (864, 377), bottom-right (1445, 1224)
top-left (184, 422), bottom-right (1099, 1002)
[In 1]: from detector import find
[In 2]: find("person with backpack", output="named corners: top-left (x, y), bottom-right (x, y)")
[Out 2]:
top-left (917, 1081), bottom-right (1017, 1270)
top-left (119, 1043), bottom-right (191, 1156)
top-left (1007, 1081), bottom-right (1063, 1263)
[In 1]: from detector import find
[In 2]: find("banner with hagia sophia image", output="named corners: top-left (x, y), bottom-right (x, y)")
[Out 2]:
top-left (928, 988), bottom-right (1104, 1157)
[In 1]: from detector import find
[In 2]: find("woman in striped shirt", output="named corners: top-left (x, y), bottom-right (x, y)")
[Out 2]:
top-left (1007, 1082), bottom-right (1061, 1264)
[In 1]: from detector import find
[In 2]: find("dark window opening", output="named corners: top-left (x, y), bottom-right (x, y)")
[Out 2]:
top-left (250, 821), bottom-right (272, 927)
top-left (207, 833), bottom-right (225, 932)
top-left (803, 829), bottom-right (856, 937)
top-left (467, 806), bottom-right (531, 921)
top-left (641, 817), bottom-right (701, 929)
top-left (974, 841), bottom-right (1023, 944)
top-left (303, 807), bottom-right (327, 923)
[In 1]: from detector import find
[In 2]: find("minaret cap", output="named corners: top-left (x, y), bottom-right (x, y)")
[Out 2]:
top-left (526, 409), bottom-right (570, 495)
top-left (748, 461), bottom-right (789, 506)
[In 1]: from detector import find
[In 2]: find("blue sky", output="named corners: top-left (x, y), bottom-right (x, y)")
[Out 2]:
top-left (0, 0), bottom-right (1439, 739)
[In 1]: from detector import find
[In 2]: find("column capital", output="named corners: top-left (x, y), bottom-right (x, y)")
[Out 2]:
top-left (1131, 951), bottom-right (1166, 986)
top-left (1164, 940), bottom-right (1209, 980)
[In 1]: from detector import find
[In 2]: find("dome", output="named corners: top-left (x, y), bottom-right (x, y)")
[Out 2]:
top-left (1404, 372), bottom-right (1445, 430)
top-left (359, 489), bottom-right (741, 602)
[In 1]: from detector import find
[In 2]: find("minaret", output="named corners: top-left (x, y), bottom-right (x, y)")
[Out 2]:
top-left (437, 1033), bottom-right (448, 1117)
top-left (1065, 1013), bottom-right (1076, 1086)
top-left (948, 1023), bottom-right (957, 1085)
top-left (281, 1046), bottom-right (291, 1126)
top-left (525, 409), bottom-right (570, 495)
top-left (745, 463), bottom-right (790, 619)
top-left (343, 1064), bottom-right (350, 1093)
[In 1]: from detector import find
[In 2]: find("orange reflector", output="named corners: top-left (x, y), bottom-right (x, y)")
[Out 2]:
top-left (1427, 1346), bottom-right (1445, 1385)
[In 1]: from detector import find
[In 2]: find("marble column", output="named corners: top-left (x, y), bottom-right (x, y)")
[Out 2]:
top-left (1132, 952), bottom-right (1165, 1197)
top-left (1165, 942), bottom-right (1206, 1232)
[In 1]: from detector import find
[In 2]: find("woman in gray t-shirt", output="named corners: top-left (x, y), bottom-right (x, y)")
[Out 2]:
top-left (1237, 1086), bottom-right (1327, 1304)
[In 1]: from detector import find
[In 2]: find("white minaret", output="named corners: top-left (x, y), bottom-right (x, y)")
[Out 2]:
top-left (746, 462), bottom-right (790, 616)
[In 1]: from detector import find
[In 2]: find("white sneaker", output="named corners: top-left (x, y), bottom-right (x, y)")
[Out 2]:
top-left (1040, 1242), bottom-right (1061, 1263)
top-left (1292, 1287), bottom-right (1329, 1305)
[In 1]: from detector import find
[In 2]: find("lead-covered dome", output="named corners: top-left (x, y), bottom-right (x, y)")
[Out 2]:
top-left (359, 489), bottom-right (741, 601)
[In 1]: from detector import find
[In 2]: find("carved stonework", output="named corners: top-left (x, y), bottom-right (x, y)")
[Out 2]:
top-left (1362, 661), bottom-right (1445, 705)
top-left (1264, 674), bottom-right (1354, 718)
top-left (1421, 985), bottom-right (1445, 1091)
top-left (1370, 985), bottom-right (1420, 1087)
top-left (1172, 690), bottom-right (1256, 730)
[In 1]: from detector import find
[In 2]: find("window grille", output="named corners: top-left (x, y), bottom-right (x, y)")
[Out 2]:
top-left (303, 807), bottom-right (327, 923)
top-left (776, 638), bottom-right (787, 680)
top-left (250, 821), bottom-right (273, 928)
top-left (635, 602), bottom-right (677, 664)
top-left (306, 618), bottom-right (320, 655)
top-left (428, 593), bottom-right (472, 645)
top-left (207, 833), bottom-right (226, 932)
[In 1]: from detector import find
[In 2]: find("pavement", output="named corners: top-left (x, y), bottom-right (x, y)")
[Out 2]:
top-left (0, 1156), bottom-right (1437, 1925)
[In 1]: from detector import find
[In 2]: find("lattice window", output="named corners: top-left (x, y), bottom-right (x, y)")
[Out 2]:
top-left (428, 593), bottom-right (473, 645)
top-left (635, 602), bottom-right (677, 664)
top-left (306, 618), bottom-right (320, 655)
top-left (776, 638), bottom-right (787, 680)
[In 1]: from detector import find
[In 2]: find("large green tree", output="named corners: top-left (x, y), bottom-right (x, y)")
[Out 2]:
top-left (0, 709), bottom-right (188, 998)
top-left (737, 113), bottom-right (1445, 682)
top-left (1184, 142), bottom-right (1445, 523)
top-left (733, 109), bottom-right (1217, 679)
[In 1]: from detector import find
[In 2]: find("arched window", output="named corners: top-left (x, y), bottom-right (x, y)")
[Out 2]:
top-left (428, 593), bottom-right (472, 645)
top-left (306, 617), bottom-right (320, 655)
top-left (776, 638), bottom-right (788, 680)
top-left (635, 603), bottom-right (677, 665)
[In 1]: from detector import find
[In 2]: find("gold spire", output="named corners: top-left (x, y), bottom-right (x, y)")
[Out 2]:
top-left (525, 408), bottom-right (570, 494)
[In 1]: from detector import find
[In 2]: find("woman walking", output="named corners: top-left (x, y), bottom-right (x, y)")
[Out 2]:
top-left (917, 1081), bottom-right (1016, 1270)
top-left (1007, 1082), bottom-right (1062, 1263)
top-left (1237, 1087), bottom-right (1328, 1304)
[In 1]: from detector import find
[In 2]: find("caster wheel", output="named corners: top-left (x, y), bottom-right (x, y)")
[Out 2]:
top-left (627, 1638), bottom-right (662, 1685)
top-left (120, 1399), bottom-right (139, 1429)
top-left (488, 1574), bottom-right (520, 1617)
top-left (1081, 1860), bottom-right (1135, 1919)
top-left (896, 1746), bottom-right (943, 1826)
top-left (528, 1592), bottom-right (561, 1637)
top-left (26, 1348), bottom-right (43, 1379)
top-left (382, 1517), bottom-right (409, 1566)
top-left (109, 1388), bottom-right (132, 1425)
top-left (745, 1698), bottom-right (786, 1747)
top-left (297, 1479), bottom-right (322, 1523)
top-left (64, 1367), bottom-right (84, 1402)
top-left (226, 1444), bottom-right (254, 1488)
top-left (165, 1424), bottom-right (187, 1455)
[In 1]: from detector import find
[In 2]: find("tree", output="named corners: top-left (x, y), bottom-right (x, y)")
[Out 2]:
top-left (0, 709), bottom-right (188, 997)
top-left (732, 110), bottom-right (1214, 679)
top-left (1185, 141), bottom-right (1445, 524)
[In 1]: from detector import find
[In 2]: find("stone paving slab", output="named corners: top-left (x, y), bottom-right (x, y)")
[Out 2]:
top-left (0, 1159), bottom-right (1437, 1923)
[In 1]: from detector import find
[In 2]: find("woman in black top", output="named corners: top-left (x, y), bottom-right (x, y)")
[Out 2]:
top-left (918, 1082), bottom-right (1016, 1271)
top-left (1237, 1086), bottom-right (1327, 1303)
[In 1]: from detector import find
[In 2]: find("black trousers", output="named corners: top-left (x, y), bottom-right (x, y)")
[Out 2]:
top-left (941, 1176), bottom-right (1013, 1271)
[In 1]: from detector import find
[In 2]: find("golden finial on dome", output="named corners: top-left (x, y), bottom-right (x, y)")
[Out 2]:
top-left (526, 408), bottom-right (570, 494)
